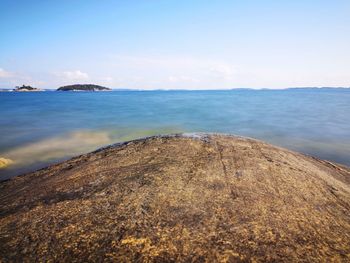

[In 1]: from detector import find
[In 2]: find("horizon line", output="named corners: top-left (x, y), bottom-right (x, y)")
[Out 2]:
top-left (1, 86), bottom-right (350, 91)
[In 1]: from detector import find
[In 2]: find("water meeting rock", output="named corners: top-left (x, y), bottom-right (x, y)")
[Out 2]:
top-left (0, 134), bottom-right (349, 262)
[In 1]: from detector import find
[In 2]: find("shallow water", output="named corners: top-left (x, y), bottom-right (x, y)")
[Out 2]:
top-left (0, 89), bottom-right (349, 180)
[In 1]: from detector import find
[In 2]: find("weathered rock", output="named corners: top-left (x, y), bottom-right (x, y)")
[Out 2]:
top-left (0, 134), bottom-right (349, 262)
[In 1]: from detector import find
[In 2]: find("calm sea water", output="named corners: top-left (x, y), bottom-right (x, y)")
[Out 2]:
top-left (0, 89), bottom-right (349, 180)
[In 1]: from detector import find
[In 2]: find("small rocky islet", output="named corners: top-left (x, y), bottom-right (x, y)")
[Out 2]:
top-left (13, 85), bottom-right (43, 92)
top-left (57, 84), bottom-right (111, 91)
top-left (0, 133), bottom-right (349, 262)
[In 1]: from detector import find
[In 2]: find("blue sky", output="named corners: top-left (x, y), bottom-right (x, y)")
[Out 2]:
top-left (0, 0), bottom-right (349, 89)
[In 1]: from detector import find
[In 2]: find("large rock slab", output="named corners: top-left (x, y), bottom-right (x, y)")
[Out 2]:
top-left (0, 134), bottom-right (349, 262)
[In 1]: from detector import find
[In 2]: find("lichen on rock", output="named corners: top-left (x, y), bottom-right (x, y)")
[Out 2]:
top-left (0, 134), bottom-right (349, 262)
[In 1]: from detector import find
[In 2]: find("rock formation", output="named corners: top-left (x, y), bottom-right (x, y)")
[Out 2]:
top-left (13, 85), bottom-right (42, 92)
top-left (0, 134), bottom-right (349, 262)
top-left (57, 84), bottom-right (111, 91)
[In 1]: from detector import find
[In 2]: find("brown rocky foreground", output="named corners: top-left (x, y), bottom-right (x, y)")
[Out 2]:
top-left (0, 133), bottom-right (349, 262)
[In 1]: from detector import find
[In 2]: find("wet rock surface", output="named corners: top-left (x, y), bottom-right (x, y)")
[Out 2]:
top-left (0, 134), bottom-right (349, 262)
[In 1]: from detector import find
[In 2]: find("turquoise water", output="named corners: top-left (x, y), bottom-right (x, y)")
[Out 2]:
top-left (0, 89), bottom-right (349, 180)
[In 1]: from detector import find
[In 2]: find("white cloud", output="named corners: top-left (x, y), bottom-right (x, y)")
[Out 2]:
top-left (0, 68), bottom-right (47, 89)
top-left (209, 64), bottom-right (235, 80)
top-left (0, 68), bottom-right (13, 78)
top-left (103, 76), bottom-right (114, 82)
top-left (57, 70), bottom-right (89, 81)
top-left (168, 76), bottom-right (199, 83)
top-left (105, 54), bottom-right (237, 89)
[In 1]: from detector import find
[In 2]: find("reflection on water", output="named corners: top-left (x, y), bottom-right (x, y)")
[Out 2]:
top-left (0, 89), bottom-right (349, 180)
top-left (1, 130), bottom-right (111, 166)
top-left (0, 157), bottom-right (13, 169)
top-left (0, 127), bottom-right (182, 179)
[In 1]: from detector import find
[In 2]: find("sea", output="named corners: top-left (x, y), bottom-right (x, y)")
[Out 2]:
top-left (1, 88), bottom-right (349, 180)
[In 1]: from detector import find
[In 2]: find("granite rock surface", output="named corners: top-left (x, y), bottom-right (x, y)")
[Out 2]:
top-left (0, 134), bottom-right (349, 262)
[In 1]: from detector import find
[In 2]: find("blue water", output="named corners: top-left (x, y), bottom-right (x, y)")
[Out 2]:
top-left (1, 89), bottom-right (349, 180)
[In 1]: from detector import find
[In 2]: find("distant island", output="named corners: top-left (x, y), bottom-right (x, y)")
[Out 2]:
top-left (13, 85), bottom-right (42, 92)
top-left (57, 84), bottom-right (111, 91)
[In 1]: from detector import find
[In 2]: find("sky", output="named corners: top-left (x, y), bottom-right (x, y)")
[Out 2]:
top-left (0, 0), bottom-right (349, 89)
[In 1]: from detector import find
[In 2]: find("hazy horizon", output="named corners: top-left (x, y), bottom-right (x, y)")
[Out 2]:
top-left (1, 0), bottom-right (350, 90)
top-left (2, 86), bottom-right (350, 91)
